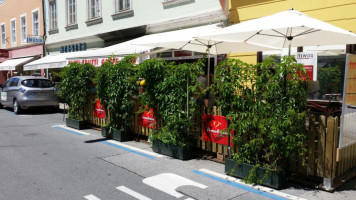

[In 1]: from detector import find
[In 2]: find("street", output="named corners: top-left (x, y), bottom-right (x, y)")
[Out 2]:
top-left (0, 108), bottom-right (355, 200)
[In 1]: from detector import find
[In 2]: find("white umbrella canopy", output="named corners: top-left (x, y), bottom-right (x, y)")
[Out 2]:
top-left (133, 24), bottom-right (278, 54)
top-left (199, 9), bottom-right (356, 54)
top-left (66, 39), bottom-right (153, 59)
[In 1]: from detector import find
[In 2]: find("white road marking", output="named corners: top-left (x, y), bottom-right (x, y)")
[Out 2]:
top-left (84, 194), bottom-right (101, 200)
top-left (52, 125), bottom-right (91, 135)
top-left (106, 140), bottom-right (165, 158)
top-left (117, 186), bottom-right (152, 200)
top-left (185, 198), bottom-right (195, 200)
top-left (143, 173), bottom-right (208, 198)
top-left (198, 169), bottom-right (307, 200)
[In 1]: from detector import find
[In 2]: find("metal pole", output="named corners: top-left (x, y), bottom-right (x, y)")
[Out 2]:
top-left (187, 74), bottom-right (189, 136)
top-left (207, 52), bottom-right (211, 87)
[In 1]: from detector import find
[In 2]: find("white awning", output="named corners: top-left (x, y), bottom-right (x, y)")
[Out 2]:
top-left (24, 54), bottom-right (68, 71)
top-left (66, 38), bottom-right (154, 60)
top-left (0, 57), bottom-right (35, 71)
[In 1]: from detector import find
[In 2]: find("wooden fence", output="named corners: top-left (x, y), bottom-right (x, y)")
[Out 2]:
top-left (84, 98), bottom-right (356, 190)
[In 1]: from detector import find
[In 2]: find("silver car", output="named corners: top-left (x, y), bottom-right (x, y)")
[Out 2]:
top-left (0, 76), bottom-right (59, 114)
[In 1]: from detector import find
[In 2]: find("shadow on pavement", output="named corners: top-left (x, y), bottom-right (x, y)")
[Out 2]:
top-left (2, 107), bottom-right (66, 115)
top-left (84, 138), bottom-right (108, 143)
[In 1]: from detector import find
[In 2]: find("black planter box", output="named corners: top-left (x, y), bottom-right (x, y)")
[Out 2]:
top-left (112, 128), bottom-right (133, 142)
top-left (225, 158), bottom-right (286, 189)
top-left (66, 118), bottom-right (86, 130)
top-left (152, 140), bottom-right (191, 160)
top-left (101, 127), bottom-right (110, 138)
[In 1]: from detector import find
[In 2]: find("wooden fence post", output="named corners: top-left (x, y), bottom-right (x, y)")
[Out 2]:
top-left (317, 115), bottom-right (326, 177)
top-left (323, 116), bottom-right (338, 190)
top-left (307, 115), bottom-right (316, 176)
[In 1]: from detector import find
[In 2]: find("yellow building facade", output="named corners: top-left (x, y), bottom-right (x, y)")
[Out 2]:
top-left (228, 0), bottom-right (356, 63)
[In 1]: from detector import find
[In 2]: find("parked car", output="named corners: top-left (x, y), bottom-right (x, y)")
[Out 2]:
top-left (0, 76), bottom-right (59, 114)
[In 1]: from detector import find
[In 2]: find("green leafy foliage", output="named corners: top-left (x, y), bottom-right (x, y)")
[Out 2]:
top-left (107, 57), bottom-right (137, 130)
top-left (213, 56), bottom-right (307, 181)
top-left (137, 59), bottom-right (167, 129)
top-left (96, 55), bottom-right (138, 130)
top-left (95, 59), bottom-right (112, 112)
top-left (138, 59), bottom-right (204, 146)
top-left (317, 65), bottom-right (342, 95)
top-left (59, 62), bottom-right (96, 121)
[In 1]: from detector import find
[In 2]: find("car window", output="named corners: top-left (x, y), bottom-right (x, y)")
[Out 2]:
top-left (21, 79), bottom-right (53, 88)
top-left (9, 78), bottom-right (19, 87)
top-left (3, 79), bottom-right (12, 88)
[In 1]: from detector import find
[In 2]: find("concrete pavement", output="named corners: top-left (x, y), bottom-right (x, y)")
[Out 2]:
top-left (0, 108), bottom-right (355, 200)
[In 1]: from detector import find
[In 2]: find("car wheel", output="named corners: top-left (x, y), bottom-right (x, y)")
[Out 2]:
top-left (13, 99), bottom-right (22, 114)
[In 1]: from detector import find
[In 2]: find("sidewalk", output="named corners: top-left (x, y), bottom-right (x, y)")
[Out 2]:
top-left (57, 125), bottom-right (356, 200)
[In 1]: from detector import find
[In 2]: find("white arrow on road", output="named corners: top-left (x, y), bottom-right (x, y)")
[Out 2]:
top-left (143, 173), bottom-right (207, 198)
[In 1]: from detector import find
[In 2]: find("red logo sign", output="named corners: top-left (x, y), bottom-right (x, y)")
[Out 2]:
top-left (296, 65), bottom-right (313, 81)
top-left (0, 49), bottom-right (9, 58)
top-left (93, 99), bottom-right (106, 119)
top-left (139, 108), bottom-right (156, 129)
top-left (202, 114), bottom-right (233, 146)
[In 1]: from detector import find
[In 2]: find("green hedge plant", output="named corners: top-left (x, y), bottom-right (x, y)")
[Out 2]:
top-left (213, 56), bottom-right (307, 183)
top-left (106, 56), bottom-right (137, 130)
top-left (137, 59), bottom-right (204, 146)
top-left (59, 62), bottom-right (96, 121)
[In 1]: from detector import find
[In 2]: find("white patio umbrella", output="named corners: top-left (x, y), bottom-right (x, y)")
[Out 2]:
top-left (134, 24), bottom-right (279, 84)
top-left (199, 9), bottom-right (356, 56)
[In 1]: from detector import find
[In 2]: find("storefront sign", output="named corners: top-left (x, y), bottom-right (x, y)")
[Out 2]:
top-left (93, 99), bottom-right (106, 119)
top-left (296, 52), bottom-right (317, 81)
top-left (0, 49), bottom-right (9, 58)
top-left (67, 57), bottom-right (122, 67)
top-left (139, 108), bottom-right (156, 129)
top-left (202, 114), bottom-right (233, 146)
top-left (60, 43), bottom-right (86, 53)
top-left (27, 36), bottom-right (44, 43)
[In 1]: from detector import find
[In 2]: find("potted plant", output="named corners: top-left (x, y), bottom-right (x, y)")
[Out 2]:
top-left (138, 59), bottom-right (203, 160)
top-left (59, 62), bottom-right (96, 130)
top-left (213, 56), bottom-right (307, 189)
top-left (96, 59), bottom-right (113, 138)
top-left (106, 55), bottom-right (137, 141)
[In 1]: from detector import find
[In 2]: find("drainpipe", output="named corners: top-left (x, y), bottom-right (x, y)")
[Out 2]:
top-left (42, 0), bottom-right (48, 78)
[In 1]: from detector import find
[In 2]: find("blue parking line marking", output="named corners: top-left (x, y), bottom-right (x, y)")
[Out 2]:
top-left (193, 170), bottom-right (287, 200)
top-left (2, 109), bottom-right (17, 115)
top-left (101, 141), bottom-right (156, 160)
top-left (54, 126), bottom-right (85, 136)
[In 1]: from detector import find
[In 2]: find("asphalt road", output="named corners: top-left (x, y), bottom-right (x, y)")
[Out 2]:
top-left (0, 108), bottom-right (355, 200)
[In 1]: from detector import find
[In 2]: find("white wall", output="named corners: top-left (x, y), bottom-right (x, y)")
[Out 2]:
top-left (44, 0), bottom-right (226, 53)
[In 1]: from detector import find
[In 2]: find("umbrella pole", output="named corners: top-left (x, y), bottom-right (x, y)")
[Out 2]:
top-left (187, 74), bottom-right (189, 136)
top-left (207, 51), bottom-right (210, 87)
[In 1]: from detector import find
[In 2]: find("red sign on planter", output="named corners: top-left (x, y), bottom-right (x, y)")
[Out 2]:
top-left (93, 99), bottom-right (106, 119)
top-left (202, 114), bottom-right (233, 146)
top-left (139, 108), bottom-right (156, 129)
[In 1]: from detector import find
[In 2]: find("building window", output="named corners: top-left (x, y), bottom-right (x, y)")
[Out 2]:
top-left (32, 10), bottom-right (39, 36)
top-left (20, 15), bottom-right (27, 43)
top-left (67, 0), bottom-right (76, 25)
top-left (115, 0), bottom-right (131, 13)
top-left (88, 0), bottom-right (101, 20)
top-left (1, 24), bottom-right (5, 47)
top-left (10, 19), bottom-right (16, 45)
top-left (49, 0), bottom-right (57, 30)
